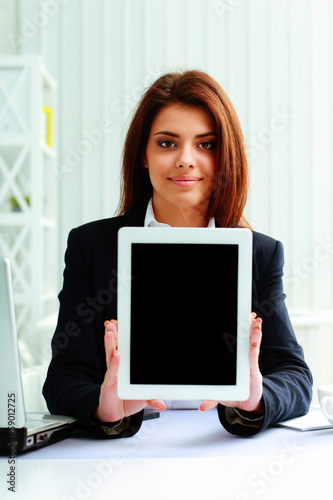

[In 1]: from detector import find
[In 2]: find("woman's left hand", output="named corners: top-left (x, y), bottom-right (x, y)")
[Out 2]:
top-left (199, 313), bottom-right (264, 415)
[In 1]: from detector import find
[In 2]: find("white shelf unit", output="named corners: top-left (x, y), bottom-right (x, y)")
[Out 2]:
top-left (0, 55), bottom-right (58, 353)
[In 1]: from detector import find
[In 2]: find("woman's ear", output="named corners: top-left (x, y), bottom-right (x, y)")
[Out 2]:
top-left (143, 155), bottom-right (148, 169)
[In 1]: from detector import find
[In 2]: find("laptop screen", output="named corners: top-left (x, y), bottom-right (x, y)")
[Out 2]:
top-left (0, 257), bottom-right (26, 429)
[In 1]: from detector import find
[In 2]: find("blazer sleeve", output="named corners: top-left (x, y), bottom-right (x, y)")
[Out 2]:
top-left (218, 234), bottom-right (313, 436)
top-left (42, 223), bottom-right (143, 438)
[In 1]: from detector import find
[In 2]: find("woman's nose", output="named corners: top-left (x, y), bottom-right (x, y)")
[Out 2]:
top-left (176, 148), bottom-right (196, 168)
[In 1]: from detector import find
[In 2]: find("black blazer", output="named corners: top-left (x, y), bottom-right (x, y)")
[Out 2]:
top-left (43, 207), bottom-right (312, 437)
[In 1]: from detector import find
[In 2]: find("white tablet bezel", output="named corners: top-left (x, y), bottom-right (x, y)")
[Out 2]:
top-left (117, 227), bottom-right (252, 401)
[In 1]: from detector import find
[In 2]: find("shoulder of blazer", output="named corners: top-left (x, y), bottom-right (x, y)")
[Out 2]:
top-left (69, 209), bottom-right (146, 239)
top-left (252, 230), bottom-right (280, 257)
top-left (251, 230), bottom-right (284, 283)
top-left (64, 209), bottom-right (146, 263)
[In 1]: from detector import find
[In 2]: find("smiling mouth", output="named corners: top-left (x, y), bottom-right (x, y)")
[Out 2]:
top-left (169, 176), bottom-right (201, 187)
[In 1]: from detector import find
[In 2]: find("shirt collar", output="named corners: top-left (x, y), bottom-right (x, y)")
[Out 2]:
top-left (144, 199), bottom-right (216, 228)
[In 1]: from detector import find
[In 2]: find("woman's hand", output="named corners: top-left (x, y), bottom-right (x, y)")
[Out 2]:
top-left (94, 320), bottom-right (166, 423)
top-left (199, 313), bottom-right (264, 415)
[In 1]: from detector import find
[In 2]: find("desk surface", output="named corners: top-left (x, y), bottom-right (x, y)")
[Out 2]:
top-left (1, 409), bottom-right (333, 500)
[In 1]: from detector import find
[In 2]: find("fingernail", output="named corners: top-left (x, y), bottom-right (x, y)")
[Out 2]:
top-left (104, 320), bottom-right (110, 326)
top-left (250, 313), bottom-right (257, 323)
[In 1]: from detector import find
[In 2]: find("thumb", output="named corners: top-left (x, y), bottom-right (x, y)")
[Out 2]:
top-left (199, 401), bottom-right (218, 412)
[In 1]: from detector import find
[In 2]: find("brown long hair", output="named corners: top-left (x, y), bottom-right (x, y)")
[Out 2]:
top-left (117, 70), bottom-right (250, 228)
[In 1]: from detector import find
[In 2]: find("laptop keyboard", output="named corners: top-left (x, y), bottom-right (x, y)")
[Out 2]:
top-left (26, 418), bottom-right (62, 433)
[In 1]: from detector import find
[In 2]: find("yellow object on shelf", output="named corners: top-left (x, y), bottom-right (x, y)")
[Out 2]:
top-left (42, 106), bottom-right (53, 147)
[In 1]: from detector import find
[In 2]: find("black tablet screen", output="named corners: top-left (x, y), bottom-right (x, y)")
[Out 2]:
top-left (130, 243), bottom-right (238, 385)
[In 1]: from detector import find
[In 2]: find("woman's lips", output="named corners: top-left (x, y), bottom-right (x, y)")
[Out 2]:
top-left (169, 176), bottom-right (201, 187)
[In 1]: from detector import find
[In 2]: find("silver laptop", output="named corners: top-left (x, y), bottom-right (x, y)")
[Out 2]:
top-left (0, 256), bottom-right (78, 454)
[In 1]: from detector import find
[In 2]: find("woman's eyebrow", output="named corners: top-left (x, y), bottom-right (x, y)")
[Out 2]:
top-left (195, 132), bottom-right (217, 138)
top-left (153, 130), bottom-right (216, 138)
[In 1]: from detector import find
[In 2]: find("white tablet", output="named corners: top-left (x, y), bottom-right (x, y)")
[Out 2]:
top-left (117, 227), bottom-right (253, 402)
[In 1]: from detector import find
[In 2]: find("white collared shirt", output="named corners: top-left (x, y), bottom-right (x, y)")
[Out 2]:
top-left (144, 199), bottom-right (215, 409)
top-left (144, 199), bottom-right (216, 229)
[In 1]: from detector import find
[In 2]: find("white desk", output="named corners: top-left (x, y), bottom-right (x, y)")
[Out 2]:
top-left (1, 409), bottom-right (332, 500)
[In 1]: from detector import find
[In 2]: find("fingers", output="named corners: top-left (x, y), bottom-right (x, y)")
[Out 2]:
top-left (199, 401), bottom-right (218, 412)
top-left (249, 315), bottom-right (262, 371)
top-left (103, 350), bottom-right (120, 388)
top-left (147, 399), bottom-right (166, 411)
top-left (105, 319), bottom-right (118, 347)
top-left (104, 320), bottom-right (118, 369)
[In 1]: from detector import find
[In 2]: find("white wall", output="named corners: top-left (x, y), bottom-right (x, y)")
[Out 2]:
top-left (1, 0), bottom-right (333, 391)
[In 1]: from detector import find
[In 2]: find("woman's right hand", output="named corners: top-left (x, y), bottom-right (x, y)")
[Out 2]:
top-left (94, 319), bottom-right (166, 423)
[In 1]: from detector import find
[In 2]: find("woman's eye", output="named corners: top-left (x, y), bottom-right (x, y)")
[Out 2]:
top-left (198, 141), bottom-right (216, 150)
top-left (158, 140), bottom-right (176, 148)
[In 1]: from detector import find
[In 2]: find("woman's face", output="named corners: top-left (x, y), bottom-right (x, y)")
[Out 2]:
top-left (144, 104), bottom-right (217, 225)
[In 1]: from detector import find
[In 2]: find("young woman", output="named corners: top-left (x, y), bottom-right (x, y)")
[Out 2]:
top-left (43, 70), bottom-right (312, 438)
